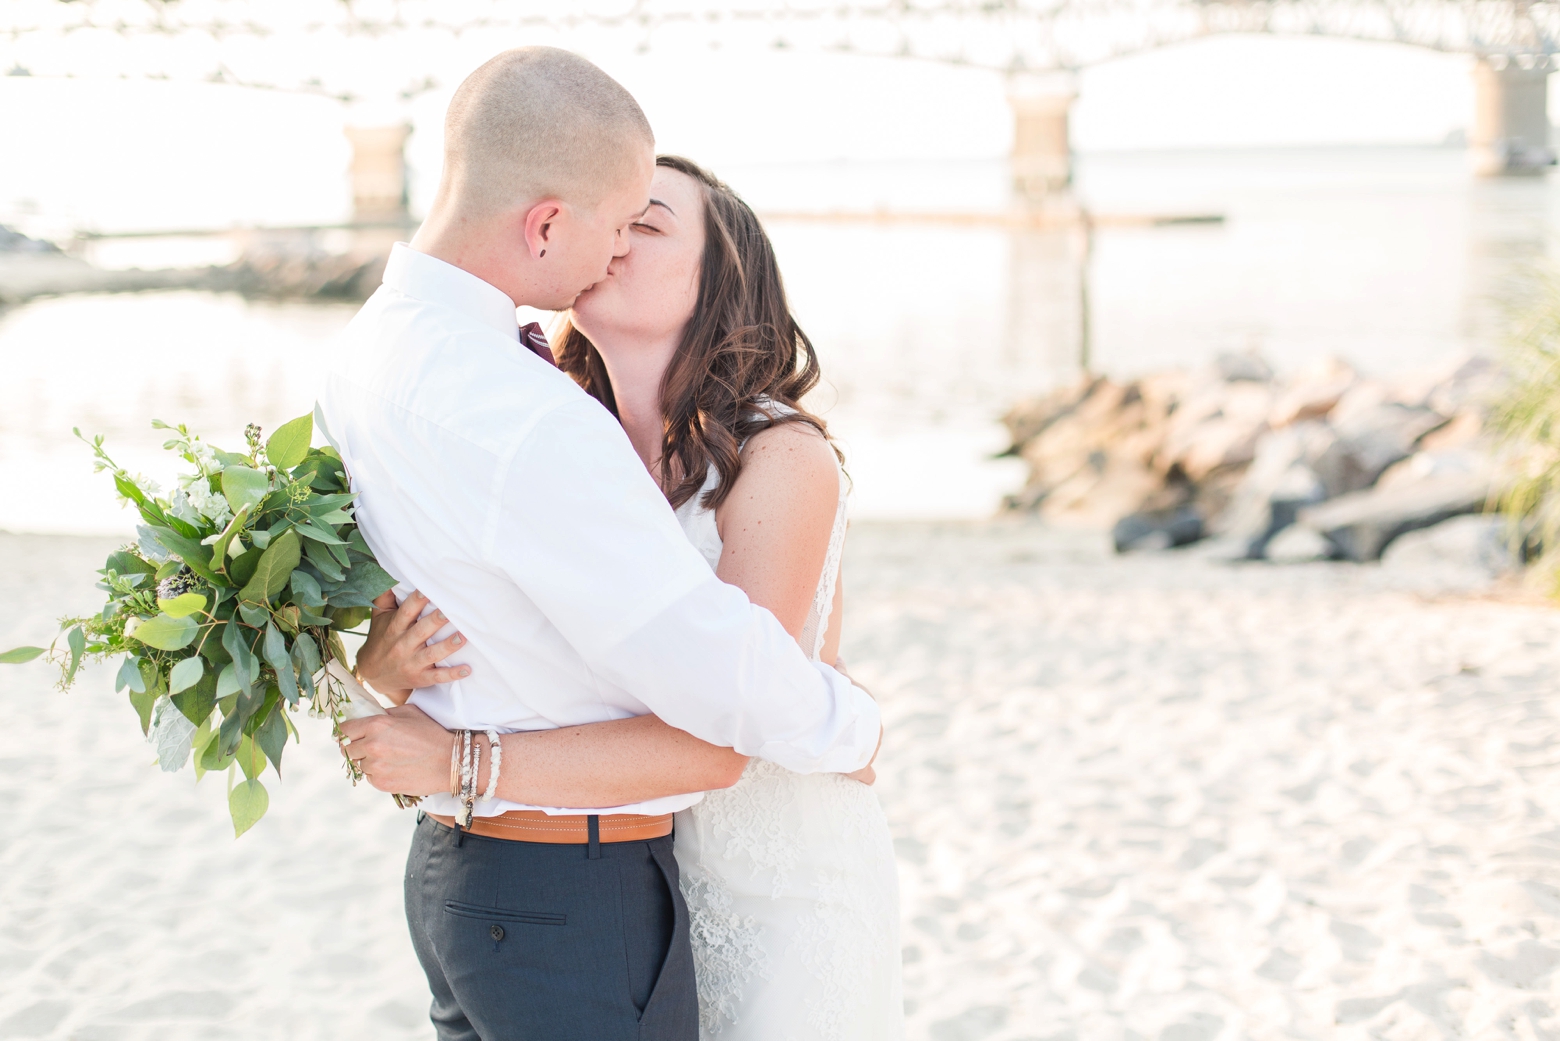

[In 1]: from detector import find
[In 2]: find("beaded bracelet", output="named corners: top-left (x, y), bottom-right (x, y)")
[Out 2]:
top-left (483, 729), bottom-right (503, 802)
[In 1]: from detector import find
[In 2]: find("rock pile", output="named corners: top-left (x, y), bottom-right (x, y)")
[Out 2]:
top-left (0, 224), bottom-right (62, 254)
top-left (1001, 353), bottom-right (1505, 563)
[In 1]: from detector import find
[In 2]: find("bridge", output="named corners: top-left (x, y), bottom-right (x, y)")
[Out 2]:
top-left (4, 0), bottom-right (1557, 220)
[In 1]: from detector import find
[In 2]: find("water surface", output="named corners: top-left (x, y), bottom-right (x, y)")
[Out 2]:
top-left (2, 147), bottom-right (1555, 533)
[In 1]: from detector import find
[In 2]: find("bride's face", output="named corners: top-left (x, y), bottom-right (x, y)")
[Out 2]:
top-left (569, 167), bottom-right (705, 350)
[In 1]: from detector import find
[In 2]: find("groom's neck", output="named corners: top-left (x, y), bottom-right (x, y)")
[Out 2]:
top-left (410, 208), bottom-right (534, 309)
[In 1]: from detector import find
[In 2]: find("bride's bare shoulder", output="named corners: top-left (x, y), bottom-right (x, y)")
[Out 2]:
top-left (714, 421), bottom-right (840, 542)
top-left (735, 421), bottom-right (839, 499)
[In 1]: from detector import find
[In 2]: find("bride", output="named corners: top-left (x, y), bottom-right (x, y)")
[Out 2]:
top-left (356, 155), bottom-right (904, 1041)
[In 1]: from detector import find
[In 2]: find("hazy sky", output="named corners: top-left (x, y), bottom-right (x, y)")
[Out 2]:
top-left (0, 30), bottom-right (1525, 233)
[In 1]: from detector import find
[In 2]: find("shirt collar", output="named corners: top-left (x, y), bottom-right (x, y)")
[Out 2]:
top-left (381, 243), bottom-right (519, 342)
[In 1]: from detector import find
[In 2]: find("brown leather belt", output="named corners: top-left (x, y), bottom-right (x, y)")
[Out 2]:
top-left (427, 809), bottom-right (673, 845)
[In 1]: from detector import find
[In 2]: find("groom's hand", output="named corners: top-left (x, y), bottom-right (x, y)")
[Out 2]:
top-left (338, 705), bottom-right (456, 797)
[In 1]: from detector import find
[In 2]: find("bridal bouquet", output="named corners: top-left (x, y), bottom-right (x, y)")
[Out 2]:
top-left (1, 414), bottom-right (400, 835)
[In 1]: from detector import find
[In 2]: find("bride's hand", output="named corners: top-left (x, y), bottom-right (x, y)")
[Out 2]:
top-left (835, 656), bottom-right (879, 785)
top-left (355, 590), bottom-right (471, 704)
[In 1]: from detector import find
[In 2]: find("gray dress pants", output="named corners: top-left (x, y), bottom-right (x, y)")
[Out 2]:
top-left (405, 813), bottom-right (699, 1041)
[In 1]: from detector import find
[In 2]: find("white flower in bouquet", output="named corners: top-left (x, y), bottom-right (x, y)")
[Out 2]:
top-left (181, 480), bottom-right (233, 529)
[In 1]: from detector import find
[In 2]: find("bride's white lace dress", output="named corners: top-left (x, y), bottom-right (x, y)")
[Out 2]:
top-left (672, 443), bottom-right (905, 1041)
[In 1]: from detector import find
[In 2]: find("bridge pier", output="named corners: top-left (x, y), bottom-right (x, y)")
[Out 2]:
top-left (1471, 57), bottom-right (1556, 176)
top-left (345, 124), bottom-right (413, 224)
top-left (1008, 73), bottom-right (1077, 209)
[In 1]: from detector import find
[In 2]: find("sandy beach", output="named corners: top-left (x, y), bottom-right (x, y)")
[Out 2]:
top-left (1, 522), bottom-right (1557, 1040)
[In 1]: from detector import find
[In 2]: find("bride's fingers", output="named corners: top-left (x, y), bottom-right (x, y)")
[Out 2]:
top-left (393, 590), bottom-right (431, 634)
top-left (371, 589), bottom-right (399, 615)
top-left (421, 662), bottom-right (472, 684)
top-left (415, 630), bottom-right (465, 666)
top-left (405, 608), bottom-right (450, 646)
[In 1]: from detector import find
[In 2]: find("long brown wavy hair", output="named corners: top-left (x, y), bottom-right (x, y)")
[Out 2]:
top-left (554, 154), bottom-right (837, 511)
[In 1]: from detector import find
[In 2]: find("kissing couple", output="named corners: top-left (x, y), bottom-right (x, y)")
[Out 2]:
top-left (321, 47), bottom-right (904, 1041)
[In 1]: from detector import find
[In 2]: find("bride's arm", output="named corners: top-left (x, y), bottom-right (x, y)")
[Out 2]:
top-left (349, 424), bottom-right (846, 804)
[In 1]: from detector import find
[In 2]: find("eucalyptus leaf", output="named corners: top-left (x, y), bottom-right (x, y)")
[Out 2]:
top-left (292, 634), bottom-right (321, 681)
top-left (265, 414), bottom-right (313, 471)
top-left (105, 550), bottom-right (156, 577)
top-left (128, 687), bottom-right (157, 735)
top-left (217, 703), bottom-right (244, 757)
top-left (229, 778), bottom-right (269, 837)
top-left (235, 733), bottom-right (266, 781)
top-left (150, 528), bottom-right (221, 584)
top-left (157, 593), bottom-right (207, 619)
top-left (129, 613), bottom-right (199, 651)
top-left (229, 547), bottom-right (262, 587)
top-left (346, 561), bottom-right (396, 600)
top-left (0, 646), bottom-right (46, 665)
top-left (168, 655), bottom-right (205, 694)
top-left (63, 627), bottom-right (86, 685)
top-left (172, 670), bottom-right (216, 726)
top-left (327, 589), bottom-right (375, 610)
top-left (116, 656), bottom-right (145, 693)
top-left (255, 702), bottom-right (288, 774)
top-left (199, 722), bottom-right (233, 773)
top-left (239, 529), bottom-right (301, 604)
top-left (153, 702), bottom-right (197, 773)
top-left (238, 602), bottom-right (270, 628)
top-left (215, 663), bottom-right (241, 700)
top-left (221, 466), bottom-right (270, 513)
top-left (294, 521), bottom-right (346, 545)
top-left (221, 622), bottom-right (257, 701)
top-left (207, 504), bottom-right (251, 572)
top-left (190, 717), bottom-right (213, 781)
top-left (304, 540), bottom-right (345, 582)
top-left (264, 622), bottom-right (298, 705)
top-left (289, 569), bottom-right (325, 608)
top-left (137, 524), bottom-right (173, 564)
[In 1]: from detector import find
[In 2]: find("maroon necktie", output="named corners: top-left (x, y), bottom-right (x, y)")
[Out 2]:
top-left (520, 322), bottom-right (556, 367)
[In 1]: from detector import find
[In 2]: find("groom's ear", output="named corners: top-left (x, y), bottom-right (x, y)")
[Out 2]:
top-left (522, 201), bottom-right (565, 260)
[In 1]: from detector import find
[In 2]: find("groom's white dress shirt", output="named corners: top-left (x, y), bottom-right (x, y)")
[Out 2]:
top-left (319, 244), bottom-right (881, 819)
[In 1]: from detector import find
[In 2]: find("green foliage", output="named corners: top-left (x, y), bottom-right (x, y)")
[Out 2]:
top-left (169, 655), bottom-right (205, 694)
top-left (240, 529), bottom-right (301, 604)
top-left (221, 466), bottom-right (270, 514)
top-left (1492, 269), bottom-right (1560, 594)
top-left (229, 777), bottom-right (269, 838)
top-left (128, 613), bottom-right (199, 651)
top-left (0, 647), bottom-right (46, 665)
top-left (265, 414), bottom-right (313, 471)
top-left (0, 413), bottom-right (402, 838)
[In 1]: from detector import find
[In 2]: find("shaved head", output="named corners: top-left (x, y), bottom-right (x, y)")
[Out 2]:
top-left (441, 47), bottom-right (653, 217)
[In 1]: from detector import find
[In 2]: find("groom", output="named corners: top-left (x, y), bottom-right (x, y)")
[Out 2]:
top-left (319, 48), bottom-right (881, 1041)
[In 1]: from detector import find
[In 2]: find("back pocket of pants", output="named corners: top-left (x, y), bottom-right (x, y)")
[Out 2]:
top-left (444, 900), bottom-right (566, 926)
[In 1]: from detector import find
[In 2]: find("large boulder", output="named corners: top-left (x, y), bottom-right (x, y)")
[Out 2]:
top-left (1157, 379), bottom-right (1273, 482)
top-left (1267, 357), bottom-right (1356, 427)
top-left (1112, 505), bottom-right (1204, 553)
top-left (1211, 422), bottom-right (1333, 558)
top-left (1295, 471), bottom-right (1491, 562)
top-left (1380, 514), bottom-right (1518, 579)
top-left (1319, 391), bottom-right (1450, 495)
top-left (1005, 377), bottom-right (1177, 523)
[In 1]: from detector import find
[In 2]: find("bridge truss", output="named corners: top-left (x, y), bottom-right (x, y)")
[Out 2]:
top-left (2, 0), bottom-right (1558, 102)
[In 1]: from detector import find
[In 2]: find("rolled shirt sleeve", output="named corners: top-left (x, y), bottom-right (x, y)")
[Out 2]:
top-left (482, 397), bottom-right (882, 773)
